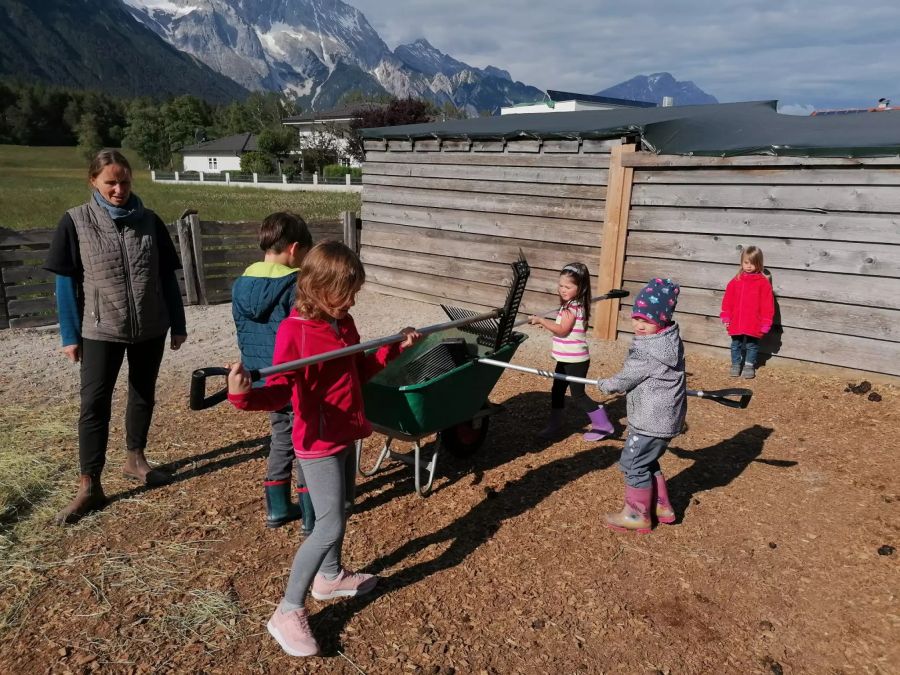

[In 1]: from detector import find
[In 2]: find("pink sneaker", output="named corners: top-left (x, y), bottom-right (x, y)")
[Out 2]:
top-left (311, 568), bottom-right (378, 601)
top-left (267, 607), bottom-right (320, 657)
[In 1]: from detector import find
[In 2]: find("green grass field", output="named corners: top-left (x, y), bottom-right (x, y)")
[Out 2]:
top-left (0, 145), bottom-right (361, 230)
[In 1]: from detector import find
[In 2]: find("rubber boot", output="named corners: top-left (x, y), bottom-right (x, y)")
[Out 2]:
top-left (741, 363), bottom-right (756, 379)
top-left (54, 474), bottom-right (107, 525)
top-left (122, 449), bottom-right (171, 487)
top-left (265, 480), bottom-right (302, 528)
top-left (584, 405), bottom-right (614, 441)
top-left (537, 409), bottom-right (563, 440)
top-left (653, 473), bottom-right (676, 524)
top-left (297, 486), bottom-right (315, 535)
top-left (604, 485), bottom-right (653, 534)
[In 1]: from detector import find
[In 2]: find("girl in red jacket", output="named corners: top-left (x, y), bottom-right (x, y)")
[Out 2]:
top-left (227, 241), bottom-right (420, 657)
top-left (719, 246), bottom-right (775, 379)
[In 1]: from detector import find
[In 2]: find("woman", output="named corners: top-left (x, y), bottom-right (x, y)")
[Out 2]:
top-left (44, 149), bottom-right (188, 525)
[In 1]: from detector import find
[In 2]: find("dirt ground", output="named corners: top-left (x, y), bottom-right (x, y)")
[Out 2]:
top-left (0, 291), bottom-right (897, 674)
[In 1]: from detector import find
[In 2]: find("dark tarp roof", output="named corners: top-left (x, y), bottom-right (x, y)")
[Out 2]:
top-left (361, 100), bottom-right (900, 157)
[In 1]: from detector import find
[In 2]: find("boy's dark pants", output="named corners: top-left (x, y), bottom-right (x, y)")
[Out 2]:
top-left (268, 407), bottom-right (306, 487)
top-left (78, 335), bottom-right (166, 475)
top-left (619, 432), bottom-right (671, 488)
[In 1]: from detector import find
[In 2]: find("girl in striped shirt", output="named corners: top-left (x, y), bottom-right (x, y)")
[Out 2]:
top-left (529, 262), bottom-right (599, 439)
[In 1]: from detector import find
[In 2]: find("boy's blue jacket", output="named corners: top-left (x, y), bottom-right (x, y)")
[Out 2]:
top-left (232, 261), bottom-right (298, 374)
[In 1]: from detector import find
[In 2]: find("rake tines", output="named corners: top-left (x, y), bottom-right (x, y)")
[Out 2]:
top-left (401, 338), bottom-right (470, 384)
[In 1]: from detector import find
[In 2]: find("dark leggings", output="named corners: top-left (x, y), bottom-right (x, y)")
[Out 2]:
top-left (78, 335), bottom-right (166, 474)
top-left (551, 360), bottom-right (591, 409)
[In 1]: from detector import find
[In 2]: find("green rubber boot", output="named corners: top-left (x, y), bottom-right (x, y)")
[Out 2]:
top-left (297, 486), bottom-right (315, 536)
top-left (265, 480), bottom-right (301, 528)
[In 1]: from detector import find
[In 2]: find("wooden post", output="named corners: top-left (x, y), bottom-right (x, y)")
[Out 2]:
top-left (188, 213), bottom-right (208, 305)
top-left (0, 262), bottom-right (9, 329)
top-left (342, 211), bottom-right (359, 253)
top-left (175, 217), bottom-right (199, 305)
top-left (594, 143), bottom-right (636, 340)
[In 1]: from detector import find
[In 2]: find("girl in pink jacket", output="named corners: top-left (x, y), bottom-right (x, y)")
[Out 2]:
top-left (227, 241), bottom-right (420, 657)
top-left (719, 246), bottom-right (775, 379)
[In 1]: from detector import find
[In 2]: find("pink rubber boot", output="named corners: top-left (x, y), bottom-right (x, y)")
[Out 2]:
top-left (653, 473), bottom-right (676, 524)
top-left (604, 486), bottom-right (653, 534)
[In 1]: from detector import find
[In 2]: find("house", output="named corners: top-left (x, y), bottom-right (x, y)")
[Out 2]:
top-left (500, 89), bottom-right (657, 115)
top-left (178, 132), bottom-right (257, 173)
top-left (282, 105), bottom-right (382, 167)
top-left (358, 100), bottom-right (900, 378)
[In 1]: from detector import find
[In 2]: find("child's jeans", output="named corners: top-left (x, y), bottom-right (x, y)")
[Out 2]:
top-left (730, 335), bottom-right (759, 367)
top-left (619, 431), bottom-right (671, 488)
top-left (282, 445), bottom-right (356, 605)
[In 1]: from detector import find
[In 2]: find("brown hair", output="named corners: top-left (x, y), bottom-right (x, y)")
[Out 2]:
top-left (738, 245), bottom-right (764, 276)
top-left (296, 241), bottom-right (365, 320)
top-left (560, 262), bottom-right (592, 328)
top-left (88, 149), bottom-right (132, 181)
top-left (259, 212), bottom-right (313, 253)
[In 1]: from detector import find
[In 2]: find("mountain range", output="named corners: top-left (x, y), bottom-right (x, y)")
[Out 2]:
top-left (0, 0), bottom-right (248, 103)
top-left (0, 0), bottom-right (718, 112)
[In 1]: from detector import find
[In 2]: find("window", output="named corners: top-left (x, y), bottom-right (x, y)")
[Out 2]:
top-left (208, 157), bottom-right (217, 170)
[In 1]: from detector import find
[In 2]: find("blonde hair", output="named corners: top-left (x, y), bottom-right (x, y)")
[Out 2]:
top-left (295, 241), bottom-right (365, 320)
top-left (739, 245), bottom-right (764, 276)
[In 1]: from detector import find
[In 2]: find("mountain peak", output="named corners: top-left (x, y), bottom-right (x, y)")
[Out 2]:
top-left (596, 72), bottom-right (717, 106)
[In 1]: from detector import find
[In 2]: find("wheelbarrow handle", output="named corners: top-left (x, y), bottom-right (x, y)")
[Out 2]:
top-left (511, 288), bottom-right (629, 328)
top-left (476, 359), bottom-right (753, 409)
top-left (189, 307), bottom-right (503, 411)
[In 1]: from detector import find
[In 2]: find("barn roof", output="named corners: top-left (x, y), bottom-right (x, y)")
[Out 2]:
top-left (361, 100), bottom-right (900, 157)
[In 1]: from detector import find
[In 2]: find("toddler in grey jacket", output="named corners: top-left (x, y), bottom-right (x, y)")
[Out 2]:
top-left (597, 277), bottom-right (686, 534)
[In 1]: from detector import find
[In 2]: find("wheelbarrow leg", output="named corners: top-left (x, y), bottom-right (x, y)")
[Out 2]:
top-left (357, 437), bottom-right (393, 477)
top-left (412, 438), bottom-right (440, 497)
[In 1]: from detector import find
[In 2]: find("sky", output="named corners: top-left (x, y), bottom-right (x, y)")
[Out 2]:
top-left (350, 0), bottom-right (899, 113)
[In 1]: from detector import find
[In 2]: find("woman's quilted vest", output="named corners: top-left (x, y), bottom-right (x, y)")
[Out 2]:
top-left (67, 200), bottom-right (170, 342)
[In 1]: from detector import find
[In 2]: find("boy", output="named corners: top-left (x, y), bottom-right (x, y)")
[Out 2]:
top-left (232, 212), bottom-right (314, 530)
top-left (597, 278), bottom-right (686, 533)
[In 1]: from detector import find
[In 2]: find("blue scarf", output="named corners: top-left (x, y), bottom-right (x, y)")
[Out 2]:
top-left (93, 191), bottom-right (145, 223)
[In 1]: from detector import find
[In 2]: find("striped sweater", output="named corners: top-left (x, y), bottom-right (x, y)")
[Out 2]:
top-left (551, 300), bottom-right (589, 363)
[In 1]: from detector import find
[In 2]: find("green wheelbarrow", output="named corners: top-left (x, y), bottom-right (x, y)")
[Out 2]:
top-left (358, 329), bottom-right (527, 496)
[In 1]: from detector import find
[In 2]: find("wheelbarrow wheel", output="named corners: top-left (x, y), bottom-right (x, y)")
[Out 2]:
top-left (440, 417), bottom-right (490, 458)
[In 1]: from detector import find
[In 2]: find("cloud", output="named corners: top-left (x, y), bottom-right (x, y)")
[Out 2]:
top-left (349, 0), bottom-right (899, 108)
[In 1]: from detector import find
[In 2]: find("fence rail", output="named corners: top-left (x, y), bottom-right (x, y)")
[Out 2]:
top-left (0, 212), bottom-right (357, 330)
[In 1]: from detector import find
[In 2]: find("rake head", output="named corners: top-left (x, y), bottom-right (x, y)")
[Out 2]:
top-left (401, 338), bottom-right (470, 385)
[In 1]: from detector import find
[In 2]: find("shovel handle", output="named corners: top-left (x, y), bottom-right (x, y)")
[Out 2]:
top-left (189, 365), bottom-right (262, 411)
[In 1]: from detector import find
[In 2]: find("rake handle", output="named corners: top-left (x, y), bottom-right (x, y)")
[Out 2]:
top-left (476, 359), bottom-right (752, 409)
top-left (511, 288), bottom-right (629, 328)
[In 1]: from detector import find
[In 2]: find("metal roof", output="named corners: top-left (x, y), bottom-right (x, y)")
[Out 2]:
top-left (545, 89), bottom-right (656, 108)
top-left (179, 132), bottom-right (257, 155)
top-left (362, 100), bottom-right (900, 158)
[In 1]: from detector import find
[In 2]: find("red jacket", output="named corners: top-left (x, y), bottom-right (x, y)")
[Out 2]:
top-left (228, 310), bottom-right (403, 459)
top-left (720, 272), bottom-right (775, 339)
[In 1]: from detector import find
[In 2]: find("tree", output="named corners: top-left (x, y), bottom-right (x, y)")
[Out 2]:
top-left (346, 97), bottom-right (435, 163)
top-left (123, 103), bottom-right (170, 169)
top-left (298, 126), bottom-right (339, 173)
top-left (76, 112), bottom-right (104, 161)
top-left (240, 151), bottom-right (274, 175)
top-left (162, 95), bottom-right (213, 151)
top-left (257, 126), bottom-right (298, 174)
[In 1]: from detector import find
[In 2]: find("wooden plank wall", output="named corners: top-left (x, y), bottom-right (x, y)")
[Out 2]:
top-left (617, 153), bottom-right (900, 377)
top-left (361, 138), bottom-right (618, 315)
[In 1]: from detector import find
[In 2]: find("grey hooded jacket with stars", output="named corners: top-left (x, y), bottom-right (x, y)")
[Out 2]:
top-left (598, 323), bottom-right (687, 438)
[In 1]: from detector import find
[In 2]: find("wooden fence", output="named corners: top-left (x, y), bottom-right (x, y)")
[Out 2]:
top-left (359, 139), bottom-right (900, 379)
top-left (0, 213), bottom-right (352, 329)
top-left (360, 137), bottom-right (617, 316)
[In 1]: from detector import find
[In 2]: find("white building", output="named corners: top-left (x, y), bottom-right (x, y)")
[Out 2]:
top-left (179, 133), bottom-right (258, 173)
top-left (501, 90), bottom-right (657, 115)
top-left (282, 105), bottom-right (382, 168)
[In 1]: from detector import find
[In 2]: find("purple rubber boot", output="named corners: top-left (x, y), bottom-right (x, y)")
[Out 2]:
top-left (584, 405), bottom-right (614, 441)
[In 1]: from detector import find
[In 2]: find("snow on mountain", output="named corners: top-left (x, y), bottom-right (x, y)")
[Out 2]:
top-left (121, 0), bottom-right (543, 113)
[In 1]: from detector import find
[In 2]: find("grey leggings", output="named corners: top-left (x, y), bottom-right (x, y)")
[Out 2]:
top-left (283, 445), bottom-right (356, 605)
